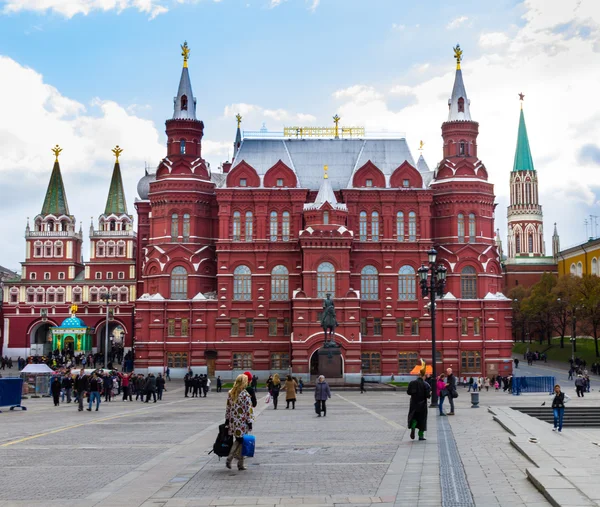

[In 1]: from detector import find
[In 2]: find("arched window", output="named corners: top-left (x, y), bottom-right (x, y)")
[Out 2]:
top-left (181, 95), bottom-right (188, 111)
top-left (592, 258), bottom-right (598, 276)
top-left (371, 211), bottom-right (379, 242)
top-left (232, 211), bottom-right (241, 241)
top-left (516, 233), bottom-right (521, 254)
top-left (48, 221), bottom-right (54, 232)
top-left (317, 262), bottom-right (335, 298)
top-left (577, 262), bottom-right (583, 277)
top-left (458, 97), bottom-right (465, 113)
top-left (171, 213), bottom-right (179, 241)
top-left (570, 263), bottom-right (577, 275)
top-left (396, 212), bottom-right (404, 241)
top-left (54, 241), bottom-right (63, 257)
top-left (461, 266), bottom-right (477, 299)
top-left (528, 233), bottom-right (534, 253)
top-left (361, 265), bottom-right (379, 300)
top-left (408, 212), bottom-right (416, 241)
top-left (282, 211), bottom-right (290, 241)
top-left (271, 265), bottom-right (289, 300)
top-left (459, 141), bottom-right (466, 156)
top-left (61, 220), bottom-right (68, 232)
top-left (359, 211), bottom-right (367, 241)
top-left (468, 214), bottom-right (476, 243)
top-left (233, 265), bottom-right (252, 300)
top-left (323, 211), bottom-right (329, 225)
top-left (170, 266), bottom-right (188, 300)
top-left (398, 265), bottom-right (416, 300)
top-left (458, 213), bottom-right (465, 243)
top-left (245, 211), bottom-right (253, 242)
top-left (180, 139), bottom-right (186, 155)
top-left (183, 213), bottom-right (190, 242)
top-left (270, 211), bottom-right (278, 242)
top-left (109, 220), bottom-right (116, 231)
top-left (526, 180), bottom-right (531, 204)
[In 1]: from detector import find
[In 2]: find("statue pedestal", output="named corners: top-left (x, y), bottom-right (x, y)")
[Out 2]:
top-left (317, 345), bottom-right (343, 378)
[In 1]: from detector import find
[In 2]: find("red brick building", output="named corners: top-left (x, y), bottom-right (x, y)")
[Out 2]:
top-left (133, 45), bottom-right (513, 381)
top-left (1, 148), bottom-right (136, 359)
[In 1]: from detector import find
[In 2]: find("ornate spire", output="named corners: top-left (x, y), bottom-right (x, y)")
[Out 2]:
top-left (41, 146), bottom-right (70, 216)
top-left (512, 102), bottom-right (535, 172)
top-left (105, 146), bottom-right (128, 215)
top-left (447, 44), bottom-right (472, 121)
top-left (233, 114), bottom-right (242, 160)
top-left (173, 41), bottom-right (196, 120)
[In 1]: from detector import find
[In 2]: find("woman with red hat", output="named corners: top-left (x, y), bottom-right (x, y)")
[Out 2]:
top-left (244, 371), bottom-right (258, 407)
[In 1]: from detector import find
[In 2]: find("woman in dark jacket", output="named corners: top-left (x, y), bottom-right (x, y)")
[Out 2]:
top-left (51, 377), bottom-right (62, 406)
top-left (550, 384), bottom-right (570, 433)
top-left (270, 374), bottom-right (282, 410)
top-left (314, 375), bottom-right (331, 417)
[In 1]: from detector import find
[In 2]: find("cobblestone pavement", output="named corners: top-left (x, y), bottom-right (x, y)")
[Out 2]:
top-left (0, 379), bottom-right (557, 507)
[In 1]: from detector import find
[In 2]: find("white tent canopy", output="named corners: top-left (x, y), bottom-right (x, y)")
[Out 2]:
top-left (21, 364), bottom-right (54, 374)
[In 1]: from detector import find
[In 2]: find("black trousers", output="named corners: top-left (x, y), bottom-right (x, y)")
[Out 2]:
top-left (146, 391), bottom-right (157, 402)
top-left (123, 386), bottom-right (132, 401)
top-left (53, 394), bottom-right (60, 406)
top-left (317, 400), bottom-right (326, 415)
top-left (286, 399), bottom-right (296, 409)
top-left (272, 395), bottom-right (279, 409)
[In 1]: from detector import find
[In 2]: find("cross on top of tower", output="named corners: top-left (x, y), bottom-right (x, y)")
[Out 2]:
top-left (236, 114), bottom-right (242, 128)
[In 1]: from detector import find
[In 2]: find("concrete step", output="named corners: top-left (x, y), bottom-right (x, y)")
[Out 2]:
top-left (512, 406), bottom-right (600, 427)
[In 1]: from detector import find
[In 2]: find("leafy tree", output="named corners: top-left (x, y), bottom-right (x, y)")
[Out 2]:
top-left (578, 274), bottom-right (600, 357)
top-left (522, 273), bottom-right (557, 346)
top-left (508, 285), bottom-right (529, 343)
top-left (551, 275), bottom-right (581, 349)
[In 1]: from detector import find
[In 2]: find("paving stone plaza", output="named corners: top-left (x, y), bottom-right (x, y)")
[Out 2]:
top-left (0, 362), bottom-right (599, 507)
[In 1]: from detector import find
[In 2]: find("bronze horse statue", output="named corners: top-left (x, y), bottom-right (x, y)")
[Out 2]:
top-left (321, 294), bottom-right (338, 343)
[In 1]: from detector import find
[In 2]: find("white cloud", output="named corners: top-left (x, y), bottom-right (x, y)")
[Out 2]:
top-left (447, 15), bottom-right (468, 30)
top-left (392, 23), bottom-right (405, 31)
top-left (269, 0), bottom-right (285, 7)
top-left (307, 0), bottom-right (319, 11)
top-left (1, 0), bottom-right (169, 18)
top-left (479, 31), bottom-right (510, 47)
top-left (329, 0), bottom-right (600, 248)
top-left (223, 102), bottom-right (316, 125)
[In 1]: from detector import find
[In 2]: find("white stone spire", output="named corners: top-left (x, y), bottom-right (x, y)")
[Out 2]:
top-left (173, 41), bottom-right (197, 120)
top-left (447, 44), bottom-right (472, 121)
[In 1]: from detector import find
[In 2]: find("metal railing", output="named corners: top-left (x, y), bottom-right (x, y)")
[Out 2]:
top-left (512, 376), bottom-right (556, 395)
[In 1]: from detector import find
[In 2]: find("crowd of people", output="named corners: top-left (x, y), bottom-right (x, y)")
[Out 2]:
top-left (12, 346), bottom-right (133, 372)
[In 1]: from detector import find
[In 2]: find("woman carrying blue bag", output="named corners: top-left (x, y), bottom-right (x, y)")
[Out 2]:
top-left (225, 374), bottom-right (254, 471)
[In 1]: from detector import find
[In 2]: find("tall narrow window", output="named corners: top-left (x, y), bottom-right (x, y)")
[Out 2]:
top-left (180, 140), bottom-right (186, 155)
top-left (171, 213), bottom-right (179, 241)
top-left (269, 318), bottom-right (278, 336)
top-left (282, 211), bottom-right (290, 241)
top-left (474, 318), bottom-right (481, 336)
top-left (461, 266), bottom-right (477, 299)
top-left (232, 211), bottom-right (241, 241)
top-left (528, 233), bottom-right (534, 253)
top-left (373, 318), bottom-right (382, 336)
top-left (283, 317), bottom-right (291, 335)
top-left (323, 211), bottom-right (329, 225)
top-left (592, 258), bottom-right (598, 276)
top-left (360, 265), bottom-right (378, 300)
top-left (360, 317), bottom-right (367, 336)
top-left (398, 265), bottom-right (416, 300)
top-left (181, 94), bottom-right (188, 111)
top-left (396, 319), bottom-right (405, 336)
top-left (245, 211), bottom-right (253, 242)
top-left (457, 97), bottom-right (465, 113)
top-left (458, 213), bottom-right (465, 243)
top-left (516, 233), bottom-right (521, 254)
top-left (233, 265), bottom-right (252, 300)
top-left (183, 213), bottom-right (190, 242)
top-left (231, 318), bottom-right (239, 336)
top-left (371, 211), bottom-right (379, 242)
top-left (245, 318), bottom-right (254, 336)
top-left (271, 265), bottom-right (289, 300)
top-left (468, 213), bottom-right (476, 243)
top-left (459, 142), bottom-right (465, 156)
top-left (270, 211), bottom-right (278, 242)
top-left (411, 318), bottom-right (419, 335)
top-left (167, 319), bottom-right (176, 336)
top-left (396, 212), bottom-right (404, 241)
top-left (359, 211), bottom-right (367, 241)
top-left (408, 212), bottom-right (416, 241)
top-left (461, 317), bottom-right (468, 335)
top-left (170, 266), bottom-right (188, 300)
top-left (181, 318), bottom-right (189, 336)
top-left (317, 262), bottom-right (335, 298)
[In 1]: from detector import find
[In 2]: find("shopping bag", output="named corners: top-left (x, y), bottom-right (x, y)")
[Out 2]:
top-left (264, 394), bottom-right (271, 404)
top-left (242, 434), bottom-right (255, 457)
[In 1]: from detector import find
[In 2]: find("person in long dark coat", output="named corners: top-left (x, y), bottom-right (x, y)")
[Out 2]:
top-left (407, 360), bottom-right (431, 441)
top-left (51, 377), bottom-right (62, 406)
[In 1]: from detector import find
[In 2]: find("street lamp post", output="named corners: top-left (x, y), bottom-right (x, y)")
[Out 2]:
top-left (100, 293), bottom-right (117, 368)
top-left (571, 308), bottom-right (578, 363)
top-left (418, 248), bottom-right (447, 407)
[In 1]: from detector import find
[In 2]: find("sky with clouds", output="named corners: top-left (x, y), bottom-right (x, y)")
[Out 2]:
top-left (0, 0), bottom-right (599, 271)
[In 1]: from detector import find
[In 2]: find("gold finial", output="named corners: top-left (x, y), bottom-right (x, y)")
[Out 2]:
top-left (70, 304), bottom-right (78, 316)
top-left (453, 44), bottom-right (463, 70)
top-left (181, 41), bottom-right (190, 68)
top-left (419, 140), bottom-right (424, 151)
top-left (324, 164), bottom-right (329, 180)
top-left (112, 145), bottom-right (123, 162)
top-left (333, 114), bottom-right (340, 138)
top-left (52, 145), bottom-right (62, 162)
top-left (236, 114), bottom-right (242, 129)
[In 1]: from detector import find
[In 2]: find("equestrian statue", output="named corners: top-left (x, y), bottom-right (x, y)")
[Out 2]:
top-left (320, 293), bottom-right (339, 346)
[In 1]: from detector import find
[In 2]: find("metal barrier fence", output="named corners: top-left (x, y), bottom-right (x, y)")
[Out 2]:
top-left (512, 376), bottom-right (556, 395)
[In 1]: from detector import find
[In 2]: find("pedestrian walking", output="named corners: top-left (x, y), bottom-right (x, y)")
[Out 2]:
top-left (201, 374), bottom-right (209, 397)
top-left (184, 372), bottom-right (191, 397)
top-left (216, 376), bottom-right (222, 393)
top-left (477, 377), bottom-right (484, 392)
top-left (284, 374), bottom-right (298, 409)
top-left (87, 373), bottom-right (101, 411)
top-left (550, 384), bottom-right (570, 433)
top-left (51, 377), bottom-right (61, 406)
top-left (437, 373), bottom-right (447, 416)
top-left (514, 358), bottom-right (519, 369)
top-left (62, 374), bottom-right (73, 403)
top-left (270, 373), bottom-right (281, 410)
top-left (121, 372), bottom-right (133, 401)
top-left (244, 371), bottom-right (258, 408)
top-left (74, 368), bottom-right (88, 412)
top-left (468, 377), bottom-right (474, 392)
top-left (166, 367), bottom-right (171, 381)
top-left (314, 375), bottom-right (331, 417)
top-left (446, 368), bottom-right (457, 415)
top-left (484, 377), bottom-right (490, 392)
top-left (145, 373), bottom-right (157, 403)
top-left (103, 373), bottom-right (112, 402)
top-left (575, 375), bottom-right (586, 397)
top-left (407, 360), bottom-right (431, 441)
top-left (225, 374), bottom-right (254, 471)
top-left (156, 373), bottom-right (165, 400)
top-left (298, 378), bottom-right (304, 394)
top-left (360, 375), bottom-right (366, 394)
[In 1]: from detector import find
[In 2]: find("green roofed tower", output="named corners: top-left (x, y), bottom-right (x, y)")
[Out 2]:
top-left (512, 106), bottom-right (535, 172)
top-left (104, 146), bottom-right (128, 215)
top-left (41, 145), bottom-right (70, 216)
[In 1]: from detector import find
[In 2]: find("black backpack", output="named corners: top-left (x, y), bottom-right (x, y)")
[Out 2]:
top-left (209, 423), bottom-right (233, 459)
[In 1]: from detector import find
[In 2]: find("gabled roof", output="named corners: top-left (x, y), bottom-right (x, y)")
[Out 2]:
top-left (416, 154), bottom-right (430, 173)
top-left (304, 176), bottom-right (347, 211)
top-left (104, 161), bottom-right (128, 215)
top-left (512, 108), bottom-right (535, 172)
top-left (41, 160), bottom-right (70, 216)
